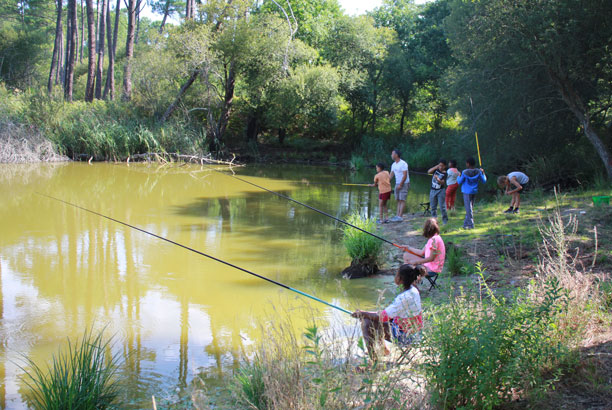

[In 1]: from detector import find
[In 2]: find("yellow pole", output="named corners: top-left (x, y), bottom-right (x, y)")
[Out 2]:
top-left (475, 131), bottom-right (482, 167)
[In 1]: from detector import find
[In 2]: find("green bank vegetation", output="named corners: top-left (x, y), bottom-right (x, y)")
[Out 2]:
top-left (20, 329), bottom-right (121, 410)
top-left (1, 0), bottom-right (611, 185)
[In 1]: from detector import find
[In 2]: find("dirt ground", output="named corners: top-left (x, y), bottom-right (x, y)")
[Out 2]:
top-left (370, 197), bottom-right (612, 409)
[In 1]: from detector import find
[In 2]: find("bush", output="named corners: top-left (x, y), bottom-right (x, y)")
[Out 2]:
top-left (445, 243), bottom-right (471, 276)
top-left (422, 264), bottom-right (571, 409)
top-left (342, 212), bottom-right (383, 264)
top-left (20, 329), bottom-right (121, 410)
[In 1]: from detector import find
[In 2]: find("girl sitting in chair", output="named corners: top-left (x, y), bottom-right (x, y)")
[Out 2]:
top-left (402, 218), bottom-right (445, 290)
top-left (352, 264), bottom-right (425, 360)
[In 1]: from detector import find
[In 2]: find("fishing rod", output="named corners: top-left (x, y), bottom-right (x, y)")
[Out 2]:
top-left (475, 131), bottom-right (483, 167)
top-left (218, 171), bottom-right (421, 257)
top-left (37, 193), bottom-right (353, 316)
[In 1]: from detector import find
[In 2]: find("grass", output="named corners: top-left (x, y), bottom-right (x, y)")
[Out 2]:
top-left (342, 212), bottom-right (383, 264)
top-left (20, 328), bottom-right (121, 410)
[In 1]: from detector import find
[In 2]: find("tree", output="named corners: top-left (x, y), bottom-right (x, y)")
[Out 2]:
top-left (151, 0), bottom-right (183, 33)
top-left (446, 0), bottom-right (612, 179)
top-left (48, 0), bottom-right (63, 94)
top-left (123, 0), bottom-right (136, 100)
top-left (94, 0), bottom-right (107, 99)
top-left (64, 0), bottom-right (78, 100)
top-left (103, 0), bottom-right (119, 99)
top-left (84, 0), bottom-right (96, 101)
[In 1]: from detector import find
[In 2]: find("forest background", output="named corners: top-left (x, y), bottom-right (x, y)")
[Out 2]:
top-left (1, 0), bottom-right (612, 186)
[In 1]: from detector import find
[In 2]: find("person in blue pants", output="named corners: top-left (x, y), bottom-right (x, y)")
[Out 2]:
top-left (456, 157), bottom-right (487, 229)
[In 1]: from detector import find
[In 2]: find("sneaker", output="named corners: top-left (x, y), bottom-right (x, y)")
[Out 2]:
top-left (376, 219), bottom-right (383, 224)
top-left (513, 208), bottom-right (520, 214)
top-left (503, 207), bottom-right (514, 214)
top-left (389, 216), bottom-right (403, 222)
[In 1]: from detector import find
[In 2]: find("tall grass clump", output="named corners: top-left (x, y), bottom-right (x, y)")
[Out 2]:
top-left (20, 329), bottom-right (121, 410)
top-left (445, 243), bottom-right (471, 276)
top-left (233, 314), bottom-right (425, 410)
top-left (341, 213), bottom-right (383, 277)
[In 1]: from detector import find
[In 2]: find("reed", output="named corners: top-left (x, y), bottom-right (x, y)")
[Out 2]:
top-left (20, 328), bottom-right (121, 410)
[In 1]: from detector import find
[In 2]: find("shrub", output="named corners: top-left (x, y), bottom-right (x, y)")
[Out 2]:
top-left (422, 264), bottom-right (571, 409)
top-left (20, 329), bottom-right (121, 410)
top-left (445, 243), bottom-right (471, 276)
top-left (342, 212), bottom-right (383, 264)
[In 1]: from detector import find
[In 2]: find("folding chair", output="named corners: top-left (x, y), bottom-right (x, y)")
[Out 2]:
top-left (420, 202), bottom-right (431, 216)
top-left (425, 271), bottom-right (439, 291)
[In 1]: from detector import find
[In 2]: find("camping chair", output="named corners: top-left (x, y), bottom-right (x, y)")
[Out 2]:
top-left (420, 202), bottom-right (431, 216)
top-left (425, 271), bottom-right (439, 291)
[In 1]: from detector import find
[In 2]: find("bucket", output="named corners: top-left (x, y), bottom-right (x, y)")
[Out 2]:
top-left (592, 196), bottom-right (610, 206)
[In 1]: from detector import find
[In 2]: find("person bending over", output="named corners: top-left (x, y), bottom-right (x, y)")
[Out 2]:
top-left (352, 264), bottom-right (425, 360)
top-left (401, 218), bottom-right (446, 283)
top-left (497, 171), bottom-right (529, 214)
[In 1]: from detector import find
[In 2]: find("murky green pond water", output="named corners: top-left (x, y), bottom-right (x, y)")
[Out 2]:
top-left (0, 162), bottom-right (430, 408)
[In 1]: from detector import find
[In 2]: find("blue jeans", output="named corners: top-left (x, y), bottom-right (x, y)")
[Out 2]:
top-left (463, 193), bottom-right (476, 228)
top-left (429, 189), bottom-right (448, 224)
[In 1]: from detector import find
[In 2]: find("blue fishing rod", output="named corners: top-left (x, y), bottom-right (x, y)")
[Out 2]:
top-left (38, 193), bottom-right (353, 316)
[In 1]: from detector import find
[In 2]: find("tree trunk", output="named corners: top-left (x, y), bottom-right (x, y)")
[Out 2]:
top-left (48, 0), bottom-right (63, 94)
top-left (123, 0), bottom-right (136, 101)
top-left (399, 99), bottom-right (407, 136)
top-left (185, 0), bottom-right (192, 20)
top-left (63, 3), bottom-right (72, 86)
top-left (246, 114), bottom-right (259, 142)
top-left (547, 67), bottom-right (612, 180)
top-left (278, 128), bottom-right (286, 145)
top-left (64, 0), bottom-right (78, 101)
top-left (159, 0), bottom-right (170, 33)
top-left (103, 0), bottom-right (112, 99)
top-left (79, 0), bottom-right (84, 63)
top-left (104, 0), bottom-right (119, 99)
top-left (56, 23), bottom-right (63, 85)
top-left (84, 0), bottom-right (96, 102)
top-left (94, 0), bottom-right (106, 99)
top-left (161, 70), bottom-right (199, 122)
top-left (217, 61), bottom-right (236, 142)
top-left (134, 0), bottom-right (142, 44)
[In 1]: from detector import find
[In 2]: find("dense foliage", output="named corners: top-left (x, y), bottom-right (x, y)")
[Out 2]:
top-left (1, 0), bottom-right (611, 182)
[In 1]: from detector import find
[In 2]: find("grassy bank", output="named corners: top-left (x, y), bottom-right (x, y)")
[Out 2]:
top-left (193, 190), bottom-right (611, 410)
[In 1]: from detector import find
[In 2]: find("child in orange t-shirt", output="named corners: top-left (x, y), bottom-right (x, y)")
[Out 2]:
top-left (370, 163), bottom-right (392, 223)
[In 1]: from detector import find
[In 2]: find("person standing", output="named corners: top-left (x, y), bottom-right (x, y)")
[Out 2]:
top-left (370, 163), bottom-right (392, 223)
top-left (456, 157), bottom-right (487, 230)
top-left (445, 160), bottom-right (461, 211)
top-left (427, 159), bottom-right (448, 225)
top-left (389, 149), bottom-right (409, 222)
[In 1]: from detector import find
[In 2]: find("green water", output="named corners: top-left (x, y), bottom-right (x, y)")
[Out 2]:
top-left (0, 162), bottom-right (430, 408)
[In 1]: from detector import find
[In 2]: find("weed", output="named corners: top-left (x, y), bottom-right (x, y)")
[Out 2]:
top-left (445, 243), bottom-right (470, 276)
top-left (20, 328), bottom-right (121, 410)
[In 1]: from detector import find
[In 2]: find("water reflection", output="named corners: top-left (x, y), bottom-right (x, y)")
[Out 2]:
top-left (0, 163), bottom-right (430, 408)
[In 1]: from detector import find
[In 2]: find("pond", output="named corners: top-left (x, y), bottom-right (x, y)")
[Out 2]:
top-left (0, 162), bottom-right (431, 408)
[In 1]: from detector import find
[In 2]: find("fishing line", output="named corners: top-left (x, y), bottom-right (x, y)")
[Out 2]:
top-left (38, 193), bottom-right (353, 316)
top-left (217, 170), bottom-right (420, 257)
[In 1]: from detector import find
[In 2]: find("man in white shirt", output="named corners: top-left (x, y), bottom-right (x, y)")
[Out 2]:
top-left (389, 149), bottom-right (409, 222)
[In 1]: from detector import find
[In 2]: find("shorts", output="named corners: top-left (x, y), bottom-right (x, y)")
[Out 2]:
top-left (394, 183), bottom-right (410, 201)
top-left (519, 181), bottom-right (530, 192)
top-left (390, 322), bottom-right (421, 346)
top-left (379, 191), bottom-right (391, 201)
